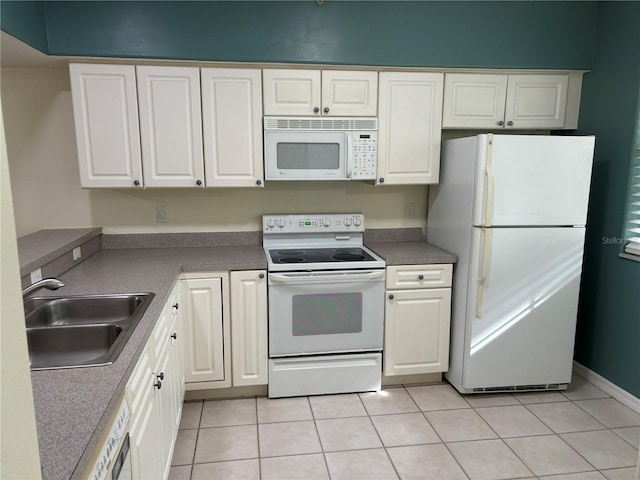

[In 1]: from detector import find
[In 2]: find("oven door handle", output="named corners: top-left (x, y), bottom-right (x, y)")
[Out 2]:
top-left (269, 270), bottom-right (385, 284)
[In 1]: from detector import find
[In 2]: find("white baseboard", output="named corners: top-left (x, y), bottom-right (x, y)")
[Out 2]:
top-left (573, 361), bottom-right (640, 414)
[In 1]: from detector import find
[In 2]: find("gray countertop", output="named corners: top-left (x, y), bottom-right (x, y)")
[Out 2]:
top-left (30, 240), bottom-right (454, 480)
top-left (18, 228), bottom-right (102, 277)
top-left (367, 241), bottom-right (457, 265)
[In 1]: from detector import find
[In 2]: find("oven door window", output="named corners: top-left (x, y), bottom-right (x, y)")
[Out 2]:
top-left (292, 292), bottom-right (362, 336)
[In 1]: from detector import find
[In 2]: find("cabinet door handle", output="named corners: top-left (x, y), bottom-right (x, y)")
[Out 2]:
top-left (507, 121), bottom-right (514, 127)
top-left (418, 274), bottom-right (424, 280)
top-left (171, 333), bottom-right (177, 340)
top-left (323, 107), bottom-right (330, 113)
top-left (172, 303), bottom-right (179, 310)
top-left (314, 107), bottom-right (320, 114)
top-left (154, 380), bottom-right (162, 390)
top-left (256, 179), bottom-right (262, 186)
top-left (497, 120), bottom-right (504, 126)
top-left (259, 273), bottom-right (265, 279)
top-left (133, 180), bottom-right (140, 186)
top-left (196, 179), bottom-right (202, 186)
top-left (379, 177), bottom-right (385, 183)
top-left (388, 294), bottom-right (394, 300)
top-left (157, 372), bottom-right (164, 381)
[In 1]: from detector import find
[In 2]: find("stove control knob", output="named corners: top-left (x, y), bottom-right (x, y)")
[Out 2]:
top-left (343, 218), bottom-right (352, 226)
top-left (353, 217), bottom-right (362, 227)
top-left (266, 219), bottom-right (276, 228)
top-left (277, 219), bottom-right (286, 228)
top-left (322, 218), bottom-right (331, 227)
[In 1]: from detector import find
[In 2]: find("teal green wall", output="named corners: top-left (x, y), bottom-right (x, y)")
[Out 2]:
top-left (575, 1), bottom-right (640, 397)
top-left (2, 1), bottom-right (597, 69)
top-left (0, 0), bottom-right (48, 52)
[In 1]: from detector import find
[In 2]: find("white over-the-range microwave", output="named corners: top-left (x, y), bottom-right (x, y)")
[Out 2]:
top-left (263, 117), bottom-right (378, 181)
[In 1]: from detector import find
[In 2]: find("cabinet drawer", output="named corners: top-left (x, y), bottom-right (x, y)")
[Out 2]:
top-left (386, 264), bottom-right (452, 289)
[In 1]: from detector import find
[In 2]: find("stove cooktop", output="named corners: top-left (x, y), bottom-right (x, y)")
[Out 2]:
top-left (269, 247), bottom-right (378, 265)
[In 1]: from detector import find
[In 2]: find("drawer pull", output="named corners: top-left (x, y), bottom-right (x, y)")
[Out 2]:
top-left (418, 274), bottom-right (424, 280)
top-left (388, 294), bottom-right (394, 300)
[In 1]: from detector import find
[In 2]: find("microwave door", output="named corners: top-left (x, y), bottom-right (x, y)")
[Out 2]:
top-left (265, 131), bottom-right (347, 180)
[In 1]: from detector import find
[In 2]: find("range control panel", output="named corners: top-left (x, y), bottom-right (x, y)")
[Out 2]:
top-left (263, 214), bottom-right (365, 233)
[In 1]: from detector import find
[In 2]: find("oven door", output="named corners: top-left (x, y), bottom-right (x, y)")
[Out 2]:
top-left (268, 270), bottom-right (385, 356)
top-left (264, 131), bottom-right (347, 180)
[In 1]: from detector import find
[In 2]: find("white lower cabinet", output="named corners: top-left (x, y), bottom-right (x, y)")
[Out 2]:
top-left (181, 272), bottom-right (231, 389)
top-left (127, 283), bottom-right (184, 480)
top-left (384, 264), bottom-right (453, 376)
top-left (230, 270), bottom-right (268, 386)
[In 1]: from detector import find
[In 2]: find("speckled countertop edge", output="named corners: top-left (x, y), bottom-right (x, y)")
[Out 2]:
top-left (366, 241), bottom-right (457, 265)
top-left (18, 228), bottom-right (102, 276)
top-left (32, 246), bottom-right (267, 480)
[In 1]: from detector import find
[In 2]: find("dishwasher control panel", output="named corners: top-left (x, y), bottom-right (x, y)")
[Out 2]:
top-left (90, 399), bottom-right (130, 480)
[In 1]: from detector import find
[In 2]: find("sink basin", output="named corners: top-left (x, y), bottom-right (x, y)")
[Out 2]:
top-left (24, 293), bottom-right (154, 370)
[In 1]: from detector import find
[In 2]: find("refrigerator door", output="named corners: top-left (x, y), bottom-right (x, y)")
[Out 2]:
top-left (472, 135), bottom-right (595, 227)
top-left (463, 226), bottom-right (585, 390)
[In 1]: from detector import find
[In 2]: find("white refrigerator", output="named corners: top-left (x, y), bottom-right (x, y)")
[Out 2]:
top-left (427, 134), bottom-right (595, 393)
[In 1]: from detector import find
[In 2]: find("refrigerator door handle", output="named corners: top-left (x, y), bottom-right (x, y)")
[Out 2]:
top-left (476, 227), bottom-right (491, 317)
top-left (484, 140), bottom-right (495, 226)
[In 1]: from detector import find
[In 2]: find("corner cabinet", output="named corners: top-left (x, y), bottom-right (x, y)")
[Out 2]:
top-left (127, 283), bottom-right (184, 480)
top-left (443, 72), bottom-right (582, 130)
top-left (230, 270), bottom-right (268, 386)
top-left (180, 272), bottom-right (231, 389)
top-left (262, 69), bottom-right (378, 116)
top-left (201, 68), bottom-right (264, 187)
top-left (377, 72), bottom-right (444, 185)
top-left (69, 64), bottom-right (143, 188)
top-left (384, 264), bottom-right (453, 376)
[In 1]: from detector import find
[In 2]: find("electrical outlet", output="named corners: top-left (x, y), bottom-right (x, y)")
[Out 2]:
top-left (157, 205), bottom-right (169, 223)
top-left (73, 247), bottom-right (82, 260)
top-left (30, 268), bottom-right (43, 283)
top-left (404, 202), bottom-right (415, 218)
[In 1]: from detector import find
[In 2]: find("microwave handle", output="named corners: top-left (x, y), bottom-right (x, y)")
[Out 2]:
top-left (346, 132), bottom-right (353, 179)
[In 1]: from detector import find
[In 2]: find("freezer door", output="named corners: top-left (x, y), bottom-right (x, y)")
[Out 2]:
top-left (464, 226), bottom-right (586, 389)
top-left (472, 135), bottom-right (595, 227)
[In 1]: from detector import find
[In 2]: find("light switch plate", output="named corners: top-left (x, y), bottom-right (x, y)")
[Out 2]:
top-left (30, 268), bottom-right (43, 283)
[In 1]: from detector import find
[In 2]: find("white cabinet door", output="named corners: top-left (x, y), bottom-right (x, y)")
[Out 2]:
top-left (505, 74), bottom-right (568, 129)
top-left (263, 69), bottom-right (321, 116)
top-left (127, 344), bottom-right (162, 480)
top-left (136, 66), bottom-right (205, 188)
top-left (69, 64), bottom-right (143, 188)
top-left (181, 276), bottom-right (228, 384)
top-left (201, 68), bottom-right (264, 187)
top-left (155, 331), bottom-right (174, 480)
top-left (377, 72), bottom-right (443, 185)
top-left (321, 70), bottom-right (378, 116)
top-left (442, 73), bottom-right (508, 129)
top-left (230, 270), bottom-right (268, 386)
top-left (384, 288), bottom-right (452, 376)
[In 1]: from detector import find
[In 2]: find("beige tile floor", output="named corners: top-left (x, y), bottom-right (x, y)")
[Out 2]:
top-left (169, 375), bottom-right (639, 480)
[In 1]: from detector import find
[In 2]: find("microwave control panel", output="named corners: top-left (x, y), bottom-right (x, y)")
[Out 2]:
top-left (350, 132), bottom-right (377, 180)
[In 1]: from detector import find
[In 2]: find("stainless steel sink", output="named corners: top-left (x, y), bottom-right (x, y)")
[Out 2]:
top-left (25, 293), bottom-right (154, 370)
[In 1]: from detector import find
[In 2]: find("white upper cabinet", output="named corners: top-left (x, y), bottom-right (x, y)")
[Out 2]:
top-left (321, 70), bottom-right (378, 116)
top-left (136, 66), bottom-right (205, 188)
top-left (443, 73), bottom-right (570, 129)
top-left (69, 64), bottom-right (143, 188)
top-left (201, 68), bottom-right (264, 187)
top-left (377, 72), bottom-right (444, 185)
top-left (505, 74), bottom-right (568, 129)
top-left (263, 69), bottom-right (377, 116)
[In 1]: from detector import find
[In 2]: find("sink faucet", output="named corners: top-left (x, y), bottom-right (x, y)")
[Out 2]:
top-left (22, 278), bottom-right (65, 299)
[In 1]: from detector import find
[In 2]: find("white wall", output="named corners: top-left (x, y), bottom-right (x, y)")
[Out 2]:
top-left (0, 100), bottom-right (42, 479)
top-left (1, 68), bottom-right (428, 237)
